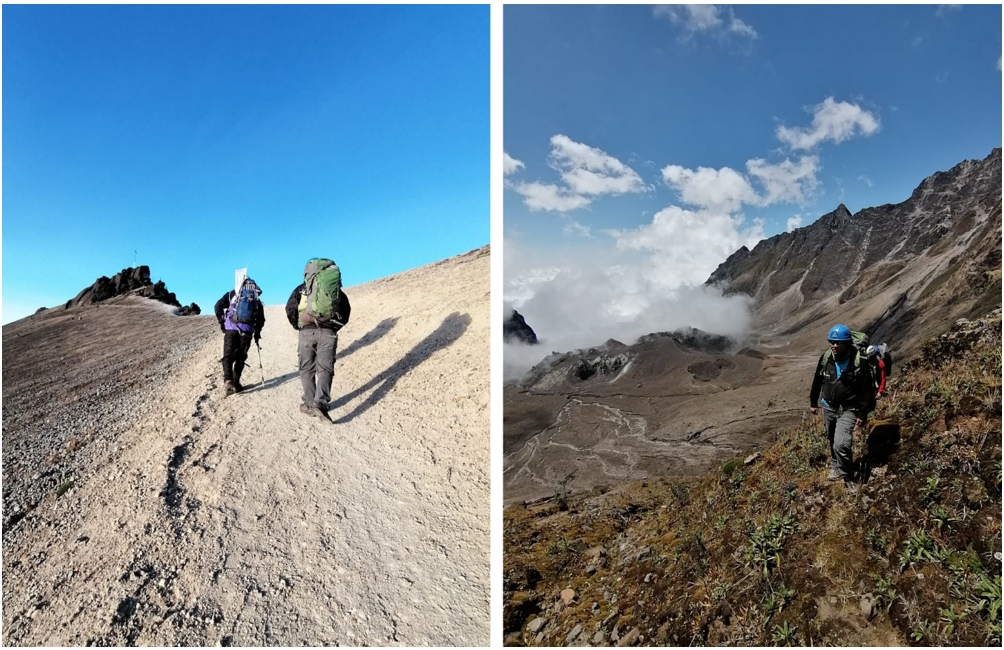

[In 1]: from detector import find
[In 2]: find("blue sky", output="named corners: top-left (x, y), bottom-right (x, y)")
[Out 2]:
top-left (502, 4), bottom-right (1001, 372)
top-left (2, 4), bottom-right (488, 324)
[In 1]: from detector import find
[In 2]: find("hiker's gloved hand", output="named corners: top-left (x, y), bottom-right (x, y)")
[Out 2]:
top-left (809, 407), bottom-right (818, 415)
top-left (856, 417), bottom-right (866, 428)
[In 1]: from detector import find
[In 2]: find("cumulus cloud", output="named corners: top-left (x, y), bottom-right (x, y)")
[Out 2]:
top-left (609, 205), bottom-right (765, 287)
top-left (653, 4), bottom-right (758, 40)
top-left (776, 97), bottom-right (880, 151)
top-left (661, 164), bottom-right (760, 212)
top-left (509, 181), bottom-right (591, 212)
top-left (549, 135), bottom-right (647, 196)
top-left (660, 155), bottom-right (820, 211)
top-left (506, 135), bottom-right (646, 212)
top-left (503, 152), bottom-right (524, 176)
top-left (746, 155), bottom-right (820, 205)
top-left (786, 214), bottom-right (802, 232)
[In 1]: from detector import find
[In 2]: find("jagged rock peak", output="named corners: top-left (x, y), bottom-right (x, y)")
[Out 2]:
top-left (504, 309), bottom-right (539, 345)
top-left (65, 265), bottom-right (200, 315)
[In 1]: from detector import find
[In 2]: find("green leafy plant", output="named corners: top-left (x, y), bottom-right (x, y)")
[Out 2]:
top-left (920, 476), bottom-right (941, 502)
top-left (772, 620), bottom-right (797, 646)
top-left (939, 604), bottom-right (965, 637)
top-left (928, 504), bottom-right (952, 529)
top-left (899, 529), bottom-right (938, 567)
top-left (761, 593), bottom-right (779, 616)
top-left (910, 619), bottom-right (933, 643)
top-left (874, 575), bottom-right (897, 612)
top-left (745, 514), bottom-right (797, 575)
top-left (973, 573), bottom-right (1002, 622)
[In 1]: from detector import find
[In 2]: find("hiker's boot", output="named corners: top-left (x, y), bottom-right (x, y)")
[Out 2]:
top-left (299, 403), bottom-right (317, 417)
top-left (233, 381), bottom-right (244, 393)
top-left (314, 404), bottom-right (333, 422)
top-left (224, 380), bottom-right (237, 396)
top-left (827, 469), bottom-right (842, 482)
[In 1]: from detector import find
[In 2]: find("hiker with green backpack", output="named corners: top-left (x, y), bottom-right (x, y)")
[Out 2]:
top-left (285, 258), bottom-right (351, 421)
top-left (809, 324), bottom-right (877, 486)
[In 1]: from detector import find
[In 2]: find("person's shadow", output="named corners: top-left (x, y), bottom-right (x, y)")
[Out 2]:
top-left (328, 312), bottom-right (471, 423)
top-left (338, 317), bottom-right (398, 361)
top-left (241, 370), bottom-right (299, 394)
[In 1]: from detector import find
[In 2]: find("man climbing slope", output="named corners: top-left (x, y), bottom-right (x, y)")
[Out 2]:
top-left (809, 324), bottom-right (876, 486)
top-left (286, 258), bottom-right (351, 421)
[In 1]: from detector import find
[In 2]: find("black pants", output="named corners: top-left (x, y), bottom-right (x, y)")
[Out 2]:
top-left (222, 330), bottom-right (254, 384)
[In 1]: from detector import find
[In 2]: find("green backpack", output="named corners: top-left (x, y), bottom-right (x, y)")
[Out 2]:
top-left (298, 258), bottom-right (342, 327)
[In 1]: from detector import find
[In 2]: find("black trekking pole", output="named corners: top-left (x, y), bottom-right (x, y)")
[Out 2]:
top-left (255, 340), bottom-right (265, 386)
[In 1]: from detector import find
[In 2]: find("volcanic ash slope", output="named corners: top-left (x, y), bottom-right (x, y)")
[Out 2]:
top-left (1, 245), bottom-right (489, 646)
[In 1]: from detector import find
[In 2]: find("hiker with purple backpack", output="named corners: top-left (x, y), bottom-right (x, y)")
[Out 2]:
top-left (214, 272), bottom-right (265, 396)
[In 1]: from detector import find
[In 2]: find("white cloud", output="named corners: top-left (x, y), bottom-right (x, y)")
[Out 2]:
top-left (653, 4), bottom-right (758, 40)
top-left (996, 56), bottom-right (1001, 72)
top-left (776, 97), bottom-right (880, 151)
top-left (661, 164), bottom-right (760, 212)
top-left (506, 135), bottom-right (646, 212)
top-left (936, 5), bottom-right (962, 18)
top-left (503, 234), bottom-right (755, 380)
top-left (857, 175), bottom-right (873, 187)
top-left (935, 71), bottom-right (949, 84)
top-left (549, 134), bottom-right (646, 196)
top-left (509, 181), bottom-right (591, 212)
top-left (562, 217), bottom-right (594, 238)
top-left (503, 152), bottom-right (524, 176)
top-left (786, 214), bottom-right (802, 232)
top-left (609, 205), bottom-right (765, 288)
top-left (746, 155), bottom-right (820, 205)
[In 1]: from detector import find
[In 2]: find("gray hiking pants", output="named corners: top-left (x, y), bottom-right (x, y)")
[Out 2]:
top-left (298, 327), bottom-right (338, 410)
top-left (823, 406), bottom-right (857, 479)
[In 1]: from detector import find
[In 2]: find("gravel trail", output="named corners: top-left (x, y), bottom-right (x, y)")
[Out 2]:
top-left (2, 246), bottom-right (489, 646)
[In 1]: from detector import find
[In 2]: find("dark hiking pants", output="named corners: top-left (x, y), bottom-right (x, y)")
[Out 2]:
top-left (222, 330), bottom-right (254, 384)
top-left (823, 406), bottom-right (857, 480)
top-left (298, 327), bottom-right (338, 410)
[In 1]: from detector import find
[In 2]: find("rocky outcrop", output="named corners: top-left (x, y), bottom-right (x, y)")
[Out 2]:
top-left (504, 309), bottom-right (539, 345)
top-left (65, 266), bottom-right (200, 315)
top-left (706, 148), bottom-right (1002, 357)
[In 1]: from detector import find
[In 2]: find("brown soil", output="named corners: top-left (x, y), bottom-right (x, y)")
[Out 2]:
top-left (2, 246), bottom-right (489, 646)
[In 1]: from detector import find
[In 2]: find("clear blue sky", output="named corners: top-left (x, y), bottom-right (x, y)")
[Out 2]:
top-left (2, 4), bottom-right (488, 324)
top-left (502, 4), bottom-right (1001, 365)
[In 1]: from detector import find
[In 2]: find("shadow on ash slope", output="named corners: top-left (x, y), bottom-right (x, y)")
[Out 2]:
top-left (2, 247), bottom-right (489, 646)
top-left (503, 333), bottom-right (816, 505)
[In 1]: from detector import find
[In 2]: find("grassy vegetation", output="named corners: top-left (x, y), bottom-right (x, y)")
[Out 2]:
top-left (503, 311), bottom-right (1001, 646)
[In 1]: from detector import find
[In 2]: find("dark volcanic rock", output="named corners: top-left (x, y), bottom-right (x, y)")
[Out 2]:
top-left (637, 327), bottom-right (735, 354)
top-left (64, 266), bottom-right (197, 314)
top-left (504, 310), bottom-right (539, 345)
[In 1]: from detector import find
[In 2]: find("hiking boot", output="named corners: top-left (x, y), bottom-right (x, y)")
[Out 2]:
top-left (844, 479), bottom-right (858, 494)
top-left (224, 380), bottom-right (237, 396)
top-left (299, 403), bottom-right (317, 417)
top-left (827, 469), bottom-right (842, 482)
top-left (314, 406), bottom-right (333, 422)
top-left (233, 382), bottom-right (244, 393)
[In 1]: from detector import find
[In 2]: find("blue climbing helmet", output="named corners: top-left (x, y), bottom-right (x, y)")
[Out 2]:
top-left (827, 324), bottom-right (852, 342)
